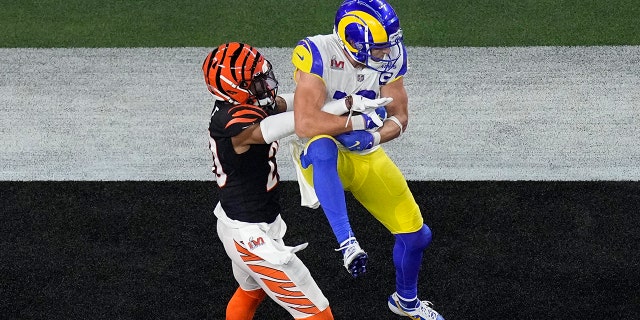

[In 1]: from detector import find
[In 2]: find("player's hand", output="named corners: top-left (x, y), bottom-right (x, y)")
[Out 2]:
top-left (350, 95), bottom-right (393, 113)
top-left (335, 130), bottom-right (380, 151)
top-left (369, 106), bottom-right (388, 124)
top-left (350, 106), bottom-right (387, 130)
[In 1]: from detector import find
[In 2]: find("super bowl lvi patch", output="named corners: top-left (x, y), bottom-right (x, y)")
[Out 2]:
top-left (238, 224), bottom-right (299, 265)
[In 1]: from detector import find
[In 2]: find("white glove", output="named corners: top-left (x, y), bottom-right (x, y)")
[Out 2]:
top-left (350, 95), bottom-right (393, 112)
top-left (286, 242), bottom-right (308, 254)
top-left (350, 106), bottom-right (388, 130)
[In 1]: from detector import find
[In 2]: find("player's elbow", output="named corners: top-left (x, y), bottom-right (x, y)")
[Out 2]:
top-left (294, 118), bottom-right (315, 138)
top-left (399, 115), bottom-right (409, 131)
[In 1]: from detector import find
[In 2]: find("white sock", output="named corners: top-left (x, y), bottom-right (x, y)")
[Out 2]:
top-left (398, 294), bottom-right (418, 308)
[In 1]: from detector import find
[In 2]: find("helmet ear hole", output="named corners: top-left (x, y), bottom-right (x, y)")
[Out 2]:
top-left (239, 80), bottom-right (249, 89)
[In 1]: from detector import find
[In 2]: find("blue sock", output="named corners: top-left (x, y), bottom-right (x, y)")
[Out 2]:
top-left (393, 224), bottom-right (432, 300)
top-left (302, 138), bottom-right (352, 243)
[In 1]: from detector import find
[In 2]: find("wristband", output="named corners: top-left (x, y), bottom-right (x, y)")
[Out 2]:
top-left (350, 115), bottom-right (366, 130)
top-left (278, 93), bottom-right (295, 112)
top-left (384, 115), bottom-right (404, 136)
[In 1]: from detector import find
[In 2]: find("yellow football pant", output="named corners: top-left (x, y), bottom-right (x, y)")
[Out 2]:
top-left (298, 135), bottom-right (424, 234)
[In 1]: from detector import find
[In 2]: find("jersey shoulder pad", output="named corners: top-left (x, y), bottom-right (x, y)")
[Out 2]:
top-left (292, 38), bottom-right (324, 77)
top-left (210, 102), bottom-right (268, 137)
top-left (226, 104), bottom-right (268, 129)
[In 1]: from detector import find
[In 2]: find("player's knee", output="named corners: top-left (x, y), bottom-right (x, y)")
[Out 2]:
top-left (304, 137), bottom-right (338, 164)
top-left (420, 224), bottom-right (433, 249)
top-left (398, 224), bottom-right (432, 251)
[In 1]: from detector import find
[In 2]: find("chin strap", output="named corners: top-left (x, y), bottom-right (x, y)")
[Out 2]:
top-left (254, 96), bottom-right (276, 111)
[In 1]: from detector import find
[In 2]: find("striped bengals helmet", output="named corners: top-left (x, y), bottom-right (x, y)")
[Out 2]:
top-left (202, 42), bottom-right (278, 109)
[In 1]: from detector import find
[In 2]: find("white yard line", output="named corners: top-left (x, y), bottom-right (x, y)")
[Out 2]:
top-left (1, 46), bottom-right (639, 180)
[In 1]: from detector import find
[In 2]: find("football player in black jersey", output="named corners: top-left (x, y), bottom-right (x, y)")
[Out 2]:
top-left (203, 42), bottom-right (335, 320)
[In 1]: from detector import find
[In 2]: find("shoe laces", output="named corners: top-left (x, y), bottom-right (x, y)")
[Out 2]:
top-left (417, 300), bottom-right (435, 311)
top-left (335, 236), bottom-right (359, 255)
top-left (413, 299), bottom-right (440, 319)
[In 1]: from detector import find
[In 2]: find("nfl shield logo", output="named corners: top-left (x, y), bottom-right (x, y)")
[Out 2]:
top-left (357, 74), bottom-right (364, 82)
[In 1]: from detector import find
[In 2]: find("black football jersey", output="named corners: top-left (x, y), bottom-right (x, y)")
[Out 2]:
top-left (208, 100), bottom-right (281, 223)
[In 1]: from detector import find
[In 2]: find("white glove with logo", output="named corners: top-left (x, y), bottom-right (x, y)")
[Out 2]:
top-left (350, 106), bottom-right (388, 131)
top-left (350, 95), bottom-right (393, 113)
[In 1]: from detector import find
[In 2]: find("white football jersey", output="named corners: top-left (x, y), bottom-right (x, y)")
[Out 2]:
top-left (291, 33), bottom-right (408, 153)
top-left (292, 33), bottom-right (407, 103)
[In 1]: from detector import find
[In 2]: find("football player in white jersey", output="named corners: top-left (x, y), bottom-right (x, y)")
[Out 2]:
top-left (289, 1), bottom-right (446, 319)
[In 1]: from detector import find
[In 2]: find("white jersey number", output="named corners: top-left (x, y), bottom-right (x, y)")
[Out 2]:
top-left (208, 135), bottom-right (279, 191)
top-left (266, 141), bottom-right (279, 191)
top-left (208, 136), bottom-right (228, 186)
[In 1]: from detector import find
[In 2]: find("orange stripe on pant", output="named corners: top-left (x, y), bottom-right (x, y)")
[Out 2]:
top-left (234, 241), bottom-right (263, 262)
top-left (232, 240), bottom-right (332, 319)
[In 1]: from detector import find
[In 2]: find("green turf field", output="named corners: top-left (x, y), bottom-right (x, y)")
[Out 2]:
top-left (1, 0), bottom-right (638, 47)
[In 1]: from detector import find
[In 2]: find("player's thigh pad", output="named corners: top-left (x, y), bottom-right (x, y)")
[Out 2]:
top-left (217, 219), bottom-right (329, 318)
top-left (217, 219), bottom-right (261, 291)
top-left (299, 135), bottom-right (355, 187)
top-left (348, 148), bottom-right (424, 234)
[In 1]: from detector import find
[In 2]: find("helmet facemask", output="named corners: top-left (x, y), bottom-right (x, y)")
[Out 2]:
top-left (247, 60), bottom-right (279, 111)
top-left (349, 28), bottom-right (403, 72)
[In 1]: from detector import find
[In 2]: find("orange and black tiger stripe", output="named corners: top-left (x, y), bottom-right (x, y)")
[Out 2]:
top-left (202, 42), bottom-right (264, 104)
top-left (225, 104), bottom-right (268, 129)
top-left (233, 240), bottom-right (324, 316)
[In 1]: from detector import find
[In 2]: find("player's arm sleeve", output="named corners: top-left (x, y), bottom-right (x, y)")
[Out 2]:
top-left (279, 92), bottom-right (350, 115)
top-left (260, 111), bottom-right (295, 144)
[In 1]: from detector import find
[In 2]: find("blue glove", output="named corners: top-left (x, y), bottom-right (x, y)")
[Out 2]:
top-left (358, 113), bottom-right (381, 130)
top-left (353, 106), bottom-right (387, 130)
top-left (371, 106), bottom-right (388, 124)
top-left (335, 131), bottom-right (379, 151)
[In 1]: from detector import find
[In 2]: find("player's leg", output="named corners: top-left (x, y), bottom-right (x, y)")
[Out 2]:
top-left (348, 148), bottom-right (424, 234)
top-left (255, 255), bottom-right (333, 319)
top-left (220, 216), bottom-right (333, 319)
top-left (393, 225), bottom-right (432, 299)
top-left (300, 135), bottom-right (352, 243)
top-left (217, 220), bottom-right (266, 319)
top-left (226, 286), bottom-right (266, 320)
top-left (349, 149), bottom-right (444, 319)
top-left (349, 152), bottom-right (427, 296)
top-left (300, 135), bottom-right (367, 277)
